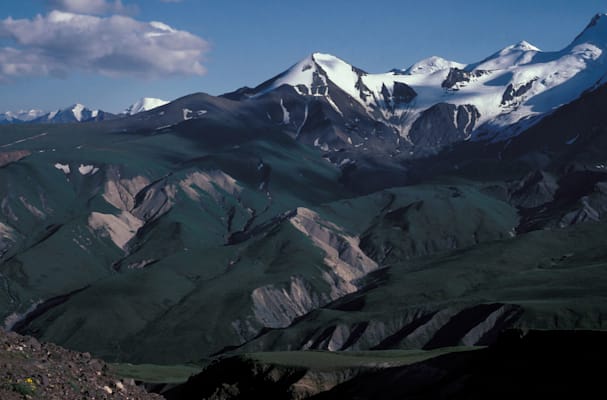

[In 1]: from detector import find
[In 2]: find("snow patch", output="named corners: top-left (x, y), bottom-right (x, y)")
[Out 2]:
top-left (280, 98), bottom-right (290, 124)
top-left (125, 97), bottom-right (169, 115)
top-left (296, 103), bottom-right (309, 138)
top-left (54, 163), bottom-right (70, 174)
top-left (72, 104), bottom-right (85, 122)
top-left (78, 164), bottom-right (99, 175)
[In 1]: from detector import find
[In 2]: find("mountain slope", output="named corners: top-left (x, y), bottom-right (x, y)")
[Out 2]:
top-left (0, 12), bottom-right (607, 383)
top-left (125, 98), bottom-right (170, 115)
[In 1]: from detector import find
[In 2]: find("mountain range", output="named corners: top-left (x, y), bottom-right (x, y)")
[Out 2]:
top-left (0, 98), bottom-right (169, 124)
top-left (1, 13), bottom-right (607, 399)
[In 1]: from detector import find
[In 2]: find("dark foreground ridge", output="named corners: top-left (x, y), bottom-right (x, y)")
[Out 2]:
top-left (166, 330), bottom-right (607, 400)
top-left (0, 328), bottom-right (162, 400)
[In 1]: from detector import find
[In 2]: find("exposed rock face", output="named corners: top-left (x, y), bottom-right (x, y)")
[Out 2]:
top-left (289, 208), bottom-right (378, 295)
top-left (251, 276), bottom-right (324, 329)
top-left (179, 170), bottom-right (241, 202)
top-left (249, 208), bottom-right (379, 330)
top-left (88, 211), bottom-right (144, 251)
top-left (509, 170), bottom-right (558, 208)
top-left (408, 103), bottom-right (480, 152)
top-left (103, 168), bottom-right (150, 211)
top-left (441, 68), bottom-right (489, 90)
top-left (392, 82), bottom-right (417, 104)
top-left (0, 150), bottom-right (30, 168)
top-left (0, 222), bottom-right (17, 255)
top-left (380, 82), bottom-right (417, 111)
top-left (501, 80), bottom-right (536, 106)
top-left (92, 168), bottom-right (241, 253)
top-left (91, 169), bottom-right (175, 251)
top-left (559, 181), bottom-right (607, 226)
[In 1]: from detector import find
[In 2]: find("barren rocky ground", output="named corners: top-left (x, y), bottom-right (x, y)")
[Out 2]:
top-left (0, 328), bottom-right (162, 400)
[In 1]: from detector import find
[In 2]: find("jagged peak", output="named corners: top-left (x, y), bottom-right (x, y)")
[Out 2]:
top-left (506, 40), bottom-right (541, 52)
top-left (572, 13), bottom-right (607, 47)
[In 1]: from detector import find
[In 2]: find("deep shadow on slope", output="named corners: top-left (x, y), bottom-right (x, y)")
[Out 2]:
top-left (165, 330), bottom-right (607, 400)
top-left (315, 330), bottom-right (606, 400)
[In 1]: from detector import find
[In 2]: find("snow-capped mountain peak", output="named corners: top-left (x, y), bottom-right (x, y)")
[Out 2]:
top-left (125, 97), bottom-right (169, 115)
top-left (403, 56), bottom-right (466, 75)
top-left (571, 13), bottom-right (607, 48)
top-left (238, 12), bottom-right (607, 151)
top-left (0, 109), bottom-right (45, 124)
top-left (31, 104), bottom-right (109, 124)
top-left (470, 40), bottom-right (541, 71)
top-left (256, 52), bottom-right (362, 99)
top-left (507, 40), bottom-right (541, 52)
top-left (71, 104), bottom-right (86, 122)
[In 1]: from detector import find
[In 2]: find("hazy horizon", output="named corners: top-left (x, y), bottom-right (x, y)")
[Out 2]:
top-left (1, 0), bottom-right (606, 113)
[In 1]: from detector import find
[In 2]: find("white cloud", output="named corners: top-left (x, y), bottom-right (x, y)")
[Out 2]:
top-left (46, 0), bottom-right (137, 16)
top-left (0, 11), bottom-right (210, 81)
top-left (160, 0), bottom-right (182, 3)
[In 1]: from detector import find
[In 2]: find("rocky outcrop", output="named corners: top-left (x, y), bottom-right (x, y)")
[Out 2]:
top-left (0, 222), bottom-right (17, 256)
top-left (0, 150), bottom-right (30, 168)
top-left (179, 170), bottom-right (241, 202)
top-left (408, 103), bottom-right (480, 152)
top-left (441, 68), bottom-right (489, 90)
top-left (244, 208), bottom-right (379, 336)
top-left (103, 168), bottom-right (150, 211)
top-left (0, 328), bottom-right (161, 400)
top-left (88, 211), bottom-right (144, 251)
top-left (93, 169), bottom-right (242, 252)
top-left (380, 82), bottom-right (417, 110)
top-left (251, 276), bottom-right (325, 329)
top-left (501, 79), bottom-right (536, 106)
top-left (559, 181), bottom-right (607, 226)
top-left (509, 170), bottom-right (558, 208)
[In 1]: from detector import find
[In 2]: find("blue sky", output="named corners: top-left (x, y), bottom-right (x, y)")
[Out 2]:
top-left (0, 0), bottom-right (606, 113)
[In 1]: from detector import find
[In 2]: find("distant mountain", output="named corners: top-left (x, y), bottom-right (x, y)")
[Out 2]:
top-left (219, 13), bottom-right (607, 157)
top-left (1, 98), bottom-right (167, 125)
top-left (0, 109), bottom-right (46, 124)
top-left (32, 104), bottom-right (115, 124)
top-left (124, 97), bottom-right (169, 115)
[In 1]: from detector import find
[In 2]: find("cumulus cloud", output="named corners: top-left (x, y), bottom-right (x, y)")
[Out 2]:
top-left (46, 0), bottom-right (137, 16)
top-left (0, 11), bottom-right (209, 81)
